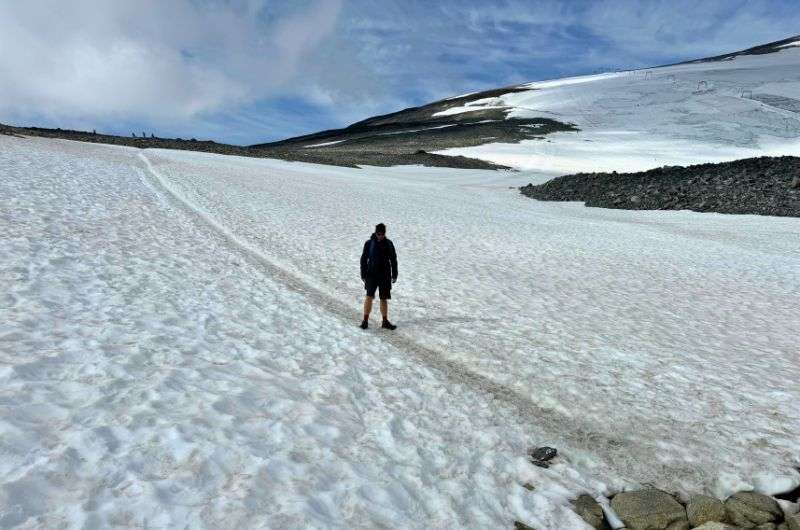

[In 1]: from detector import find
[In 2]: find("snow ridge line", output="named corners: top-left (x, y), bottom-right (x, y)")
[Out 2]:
top-left (136, 151), bottom-right (652, 477)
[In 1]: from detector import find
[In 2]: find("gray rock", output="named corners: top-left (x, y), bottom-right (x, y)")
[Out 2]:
top-left (520, 156), bottom-right (800, 217)
top-left (666, 520), bottom-right (690, 530)
top-left (755, 523), bottom-right (777, 530)
top-left (786, 513), bottom-right (800, 530)
top-left (573, 494), bottom-right (606, 529)
top-left (610, 489), bottom-right (687, 530)
top-left (778, 522), bottom-right (789, 530)
top-left (692, 523), bottom-right (740, 530)
top-left (791, 176), bottom-right (800, 189)
top-left (725, 492), bottom-right (783, 528)
top-left (687, 495), bottom-right (728, 526)
top-left (529, 446), bottom-right (558, 462)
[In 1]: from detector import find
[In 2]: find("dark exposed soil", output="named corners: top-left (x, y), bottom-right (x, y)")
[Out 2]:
top-left (250, 85), bottom-right (576, 168)
top-left (520, 156), bottom-right (800, 217)
top-left (252, 117), bottom-right (573, 170)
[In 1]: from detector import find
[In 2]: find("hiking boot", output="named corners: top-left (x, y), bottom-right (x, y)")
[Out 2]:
top-left (381, 320), bottom-right (397, 330)
top-left (359, 319), bottom-right (368, 330)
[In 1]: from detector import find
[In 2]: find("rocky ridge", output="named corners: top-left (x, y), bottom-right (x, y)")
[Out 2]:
top-left (520, 156), bottom-right (800, 217)
top-left (0, 122), bottom-right (511, 170)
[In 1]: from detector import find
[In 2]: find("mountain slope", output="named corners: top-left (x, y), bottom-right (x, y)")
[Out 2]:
top-left (247, 87), bottom-right (576, 168)
top-left (254, 34), bottom-right (800, 172)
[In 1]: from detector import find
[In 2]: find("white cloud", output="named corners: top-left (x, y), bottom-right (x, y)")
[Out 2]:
top-left (0, 0), bottom-right (343, 125)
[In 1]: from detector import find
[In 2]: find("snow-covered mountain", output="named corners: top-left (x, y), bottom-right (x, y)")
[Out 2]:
top-left (6, 36), bottom-right (798, 173)
top-left (257, 35), bottom-right (800, 173)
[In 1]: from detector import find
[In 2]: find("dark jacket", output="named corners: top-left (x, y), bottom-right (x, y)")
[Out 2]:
top-left (360, 234), bottom-right (398, 281)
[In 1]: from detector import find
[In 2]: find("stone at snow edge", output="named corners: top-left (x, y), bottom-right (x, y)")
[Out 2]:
top-left (687, 495), bottom-right (728, 527)
top-left (610, 489), bottom-right (687, 530)
top-left (730, 492), bottom-right (785, 518)
top-left (666, 520), bottom-right (691, 530)
top-left (726, 492), bottom-right (783, 527)
top-left (573, 494), bottom-right (607, 530)
top-left (754, 523), bottom-right (777, 530)
top-left (692, 523), bottom-right (741, 530)
top-left (759, 523), bottom-right (794, 530)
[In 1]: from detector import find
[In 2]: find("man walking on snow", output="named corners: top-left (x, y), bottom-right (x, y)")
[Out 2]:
top-left (360, 223), bottom-right (398, 330)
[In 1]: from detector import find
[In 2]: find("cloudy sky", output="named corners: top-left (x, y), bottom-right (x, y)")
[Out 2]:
top-left (1, 0), bottom-right (798, 145)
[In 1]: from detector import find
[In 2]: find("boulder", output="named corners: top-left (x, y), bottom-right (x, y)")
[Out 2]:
top-left (687, 495), bottom-right (728, 526)
top-left (693, 523), bottom-right (740, 530)
top-left (666, 520), bottom-right (690, 530)
top-left (725, 492), bottom-right (783, 528)
top-left (755, 523), bottom-right (777, 530)
top-left (573, 494), bottom-right (607, 529)
top-left (790, 176), bottom-right (800, 189)
top-left (786, 513), bottom-right (800, 530)
top-left (610, 489), bottom-right (687, 530)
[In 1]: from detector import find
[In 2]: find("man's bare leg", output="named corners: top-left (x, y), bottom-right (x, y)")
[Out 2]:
top-left (360, 296), bottom-right (373, 329)
top-left (363, 296), bottom-right (374, 319)
top-left (379, 299), bottom-right (396, 329)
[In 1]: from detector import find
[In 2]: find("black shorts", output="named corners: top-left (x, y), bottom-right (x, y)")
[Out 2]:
top-left (365, 277), bottom-right (391, 299)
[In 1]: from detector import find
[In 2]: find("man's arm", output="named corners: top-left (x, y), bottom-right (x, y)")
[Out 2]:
top-left (389, 241), bottom-right (398, 281)
top-left (360, 241), bottom-right (369, 279)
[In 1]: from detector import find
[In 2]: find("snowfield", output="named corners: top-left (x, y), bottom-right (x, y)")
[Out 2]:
top-left (437, 44), bottom-right (800, 171)
top-left (1, 134), bottom-right (799, 528)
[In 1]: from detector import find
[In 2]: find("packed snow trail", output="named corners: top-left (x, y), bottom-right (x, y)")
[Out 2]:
top-left (0, 136), bottom-right (602, 529)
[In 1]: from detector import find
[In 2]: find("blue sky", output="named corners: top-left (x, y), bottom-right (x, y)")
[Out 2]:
top-left (1, 0), bottom-right (798, 145)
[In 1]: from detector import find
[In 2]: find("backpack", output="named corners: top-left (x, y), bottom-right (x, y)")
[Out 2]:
top-left (367, 239), bottom-right (377, 274)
